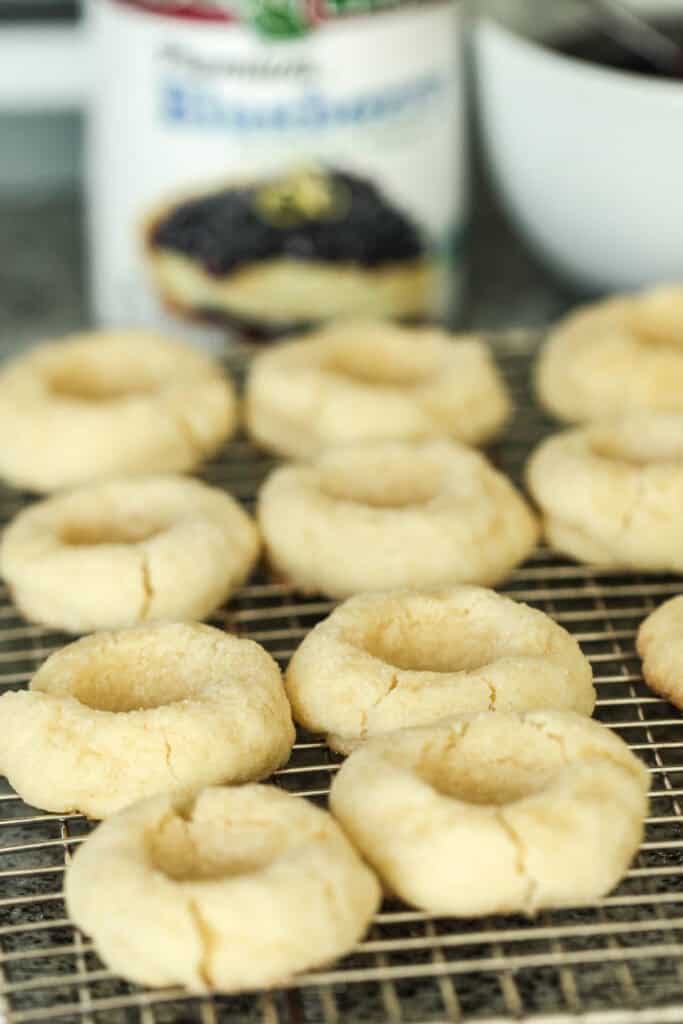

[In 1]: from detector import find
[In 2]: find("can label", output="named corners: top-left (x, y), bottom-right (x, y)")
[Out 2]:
top-left (89, 0), bottom-right (466, 341)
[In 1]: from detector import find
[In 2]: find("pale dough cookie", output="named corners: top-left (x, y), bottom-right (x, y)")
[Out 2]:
top-left (66, 784), bottom-right (381, 990)
top-left (0, 329), bottom-right (237, 492)
top-left (0, 624), bottom-right (295, 819)
top-left (330, 711), bottom-right (649, 916)
top-left (637, 596), bottom-right (683, 708)
top-left (245, 320), bottom-right (511, 458)
top-left (258, 440), bottom-right (539, 598)
top-left (286, 586), bottom-right (595, 753)
top-left (536, 285), bottom-right (683, 422)
top-left (526, 415), bottom-right (683, 570)
top-left (1, 475), bottom-right (259, 633)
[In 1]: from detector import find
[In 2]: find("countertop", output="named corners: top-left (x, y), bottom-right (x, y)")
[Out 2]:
top-left (0, 175), bottom-right (578, 360)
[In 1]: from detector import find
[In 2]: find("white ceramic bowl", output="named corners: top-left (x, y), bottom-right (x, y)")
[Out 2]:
top-left (475, 1), bottom-right (683, 293)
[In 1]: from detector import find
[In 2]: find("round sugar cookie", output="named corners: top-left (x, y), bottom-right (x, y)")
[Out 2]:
top-left (330, 711), bottom-right (649, 916)
top-left (287, 586), bottom-right (595, 752)
top-left (0, 329), bottom-right (236, 492)
top-left (259, 439), bottom-right (539, 598)
top-left (0, 623), bottom-right (295, 818)
top-left (66, 784), bottom-right (381, 990)
top-left (246, 319), bottom-right (510, 457)
top-left (1, 475), bottom-right (259, 633)
top-left (536, 285), bottom-right (683, 422)
top-left (637, 596), bottom-right (683, 708)
top-left (526, 415), bottom-right (683, 570)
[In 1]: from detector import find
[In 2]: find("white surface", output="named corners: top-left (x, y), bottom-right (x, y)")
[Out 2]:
top-left (0, 24), bottom-right (86, 110)
top-left (475, 8), bottom-right (683, 293)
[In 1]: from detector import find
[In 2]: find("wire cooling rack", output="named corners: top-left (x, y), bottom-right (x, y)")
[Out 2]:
top-left (1, 331), bottom-right (683, 1024)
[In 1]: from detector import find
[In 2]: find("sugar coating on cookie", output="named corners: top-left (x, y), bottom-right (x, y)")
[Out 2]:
top-left (246, 320), bottom-right (511, 457)
top-left (637, 595), bottom-right (683, 708)
top-left (66, 784), bottom-right (381, 990)
top-left (286, 586), bottom-right (595, 753)
top-left (0, 475), bottom-right (260, 633)
top-left (526, 414), bottom-right (683, 571)
top-left (536, 285), bottom-right (683, 423)
top-left (0, 623), bottom-right (295, 819)
top-left (330, 711), bottom-right (649, 916)
top-left (0, 329), bottom-right (237, 492)
top-left (258, 439), bottom-right (539, 598)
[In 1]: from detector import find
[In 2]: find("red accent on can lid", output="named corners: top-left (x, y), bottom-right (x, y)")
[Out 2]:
top-left (113, 0), bottom-right (236, 21)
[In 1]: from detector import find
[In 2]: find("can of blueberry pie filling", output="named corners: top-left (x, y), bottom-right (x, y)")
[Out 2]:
top-left (88, 0), bottom-right (466, 344)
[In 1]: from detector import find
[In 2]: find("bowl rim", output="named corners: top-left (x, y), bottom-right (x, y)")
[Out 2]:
top-left (477, 14), bottom-right (683, 98)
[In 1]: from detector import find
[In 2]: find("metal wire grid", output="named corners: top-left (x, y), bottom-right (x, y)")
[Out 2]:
top-left (1, 332), bottom-right (683, 1024)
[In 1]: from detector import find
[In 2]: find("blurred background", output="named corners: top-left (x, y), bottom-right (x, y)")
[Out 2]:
top-left (1, 0), bottom-right (679, 357)
top-left (0, 0), bottom-right (580, 359)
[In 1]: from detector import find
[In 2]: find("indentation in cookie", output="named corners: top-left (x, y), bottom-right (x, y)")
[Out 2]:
top-left (355, 614), bottom-right (495, 675)
top-left (630, 291), bottom-right (683, 349)
top-left (324, 342), bottom-right (434, 388)
top-left (147, 807), bottom-right (287, 882)
top-left (588, 421), bottom-right (683, 466)
top-left (47, 364), bottom-right (158, 402)
top-left (319, 452), bottom-right (442, 509)
top-left (60, 520), bottom-right (167, 547)
top-left (66, 649), bottom-right (204, 712)
top-left (415, 727), bottom-right (562, 806)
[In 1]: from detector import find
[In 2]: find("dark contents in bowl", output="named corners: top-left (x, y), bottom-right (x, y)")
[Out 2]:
top-left (554, 18), bottom-right (683, 79)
